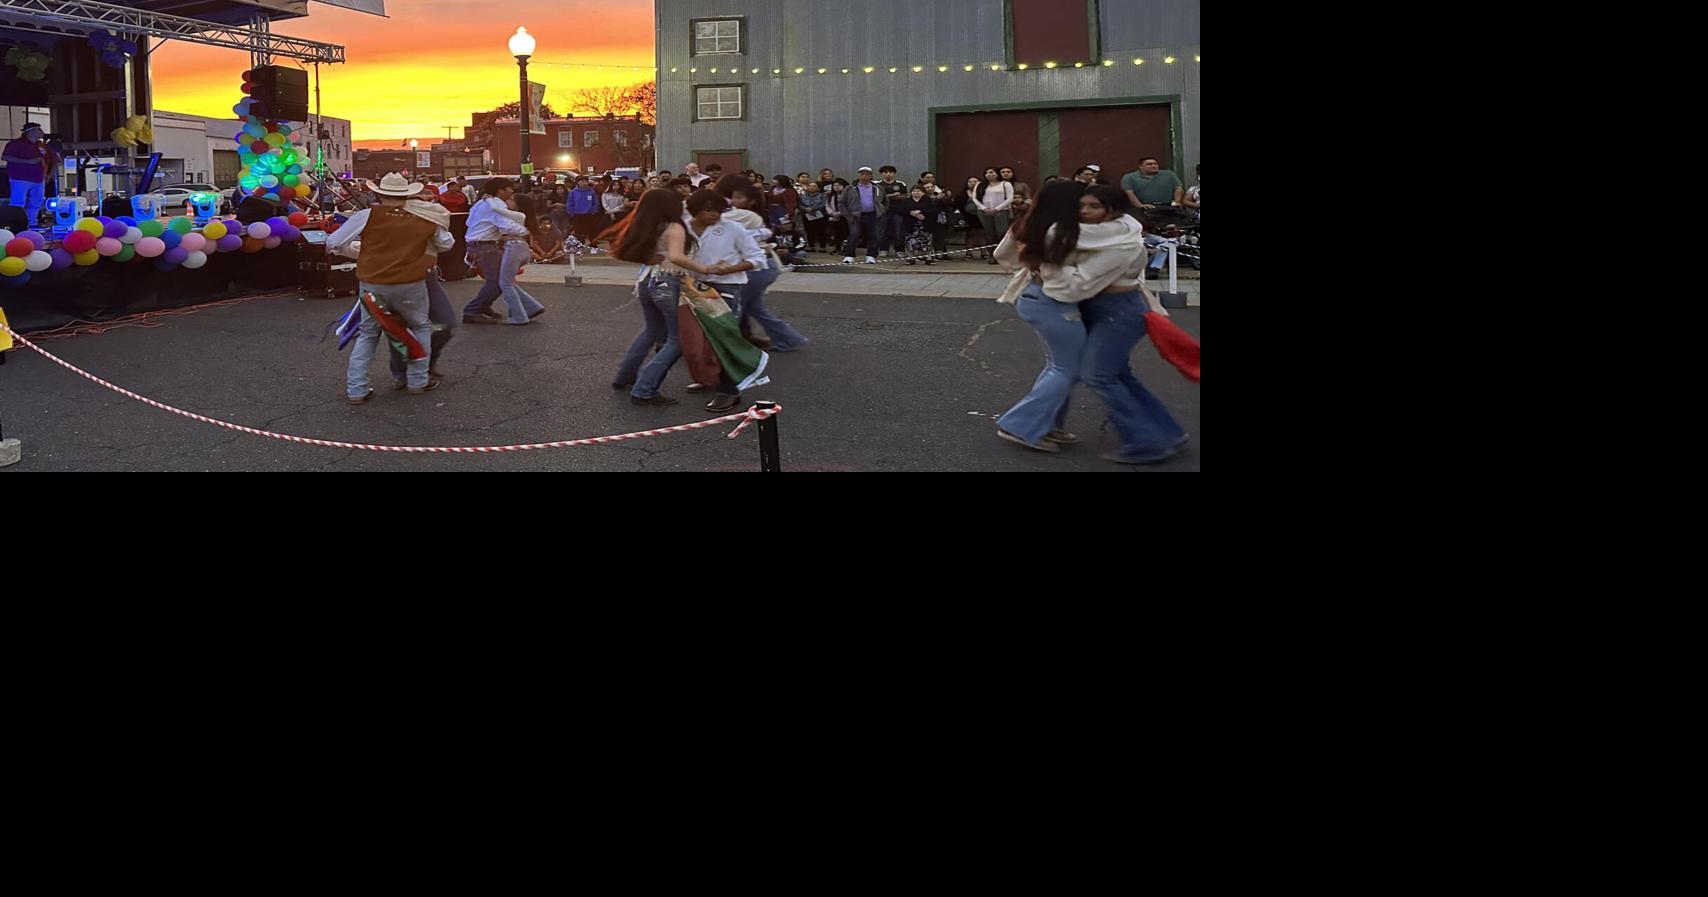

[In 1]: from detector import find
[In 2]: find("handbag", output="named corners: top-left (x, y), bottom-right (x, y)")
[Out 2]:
top-left (936, 212), bottom-right (949, 225)
top-left (805, 209), bottom-right (826, 221)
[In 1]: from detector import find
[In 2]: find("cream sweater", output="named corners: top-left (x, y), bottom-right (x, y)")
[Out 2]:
top-left (994, 216), bottom-right (1151, 306)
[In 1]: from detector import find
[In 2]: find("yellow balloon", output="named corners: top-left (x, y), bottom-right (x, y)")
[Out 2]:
top-left (74, 250), bottom-right (101, 266)
top-left (0, 256), bottom-right (25, 277)
top-left (264, 132), bottom-right (286, 147)
top-left (202, 221), bottom-right (228, 241)
top-left (76, 217), bottom-right (105, 234)
top-left (238, 166), bottom-right (251, 178)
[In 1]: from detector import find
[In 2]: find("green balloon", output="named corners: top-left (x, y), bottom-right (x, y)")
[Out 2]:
top-left (115, 244), bottom-right (137, 262)
top-left (282, 175), bottom-right (300, 187)
top-left (139, 220), bottom-right (165, 238)
top-left (168, 217), bottom-right (194, 235)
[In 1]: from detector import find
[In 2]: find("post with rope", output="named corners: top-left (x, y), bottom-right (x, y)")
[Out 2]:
top-left (755, 401), bottom-right (781, 473)
top-left (0, 309), bottom-right (18, 468)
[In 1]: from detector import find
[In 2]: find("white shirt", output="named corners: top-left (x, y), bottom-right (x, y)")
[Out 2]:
top-left (980, 181), bottom-right (1014, 212)
top-left (602, 191), bottom-right (627, 214)
top-left (688, 216), bottom-right (767, 285)
top-left (325, 206), bottom-right (456, 260)
top-left (464, 196), bottom-right (530, 242)
top-left (689, 173), bottom-right (711, 187)
top-left (993, 216), bottom-right (1148, 305)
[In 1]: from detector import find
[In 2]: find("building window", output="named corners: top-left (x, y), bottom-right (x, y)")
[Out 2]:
top-left (695, 86), bottom-right (744, 121)
top-left (613, 130), bottom-right (628, 147)
top-left (692, 18), bottom-right (743, 56)
top-left (558, 131), bottom-right (575, 148)
top-left (1008, 0), bottom-right (1099, 67)
top-left (585, 130), bottom-right (599, 148)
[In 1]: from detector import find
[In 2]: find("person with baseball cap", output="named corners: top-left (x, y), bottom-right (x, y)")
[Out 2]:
top-left (841, 166), bottom-right (884, 264)
top-left (4, 123), bottom-right (48, 225)
top-left (1075, 164), bottom-right (1106, 186)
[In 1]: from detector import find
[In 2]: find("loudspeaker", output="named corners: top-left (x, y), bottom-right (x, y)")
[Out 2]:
top-left (244, 65), bottom-right (310, 122)
top-left (101, 196), bottom-right (132, 218)
top-left (235, 195), bottom-right (280, 225)
top-left (0, 206), bottom-right (27, 231)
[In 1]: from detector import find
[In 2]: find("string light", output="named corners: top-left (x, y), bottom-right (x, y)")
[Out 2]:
top-left (795, 67), bottom-right (805, 73)
top-left (773, 68), bottom-right (782, 74)
top-left (889, 67), bottom-right (899, 73)
top-left (817, 68), bottom-right (827, 74)
top-left (863, 66), bottom-right (875, 73)
top-left (913, 65), bottom-right (924, 72)
top-left (1133, 58), bottom-right (1144, 65)
top-left (965, 65), bottom-right (975, 71)
top-left (709, 67), bottom-right (718, 73)
top-left (689, 67), bottom-right (697, 73)
top-left (751, 68), bottom-right (760, 74)
top-left (1164, 56), bottom-right (1176, 63)
top-left (1194, 55), bottom-right (1201, 62)
top-left (1044, 61), bottom-right (1057, 68)
top-left (1103, 60), bottom-right (1115, 66)
top-left (1017, 63), bottom-right (1029, 69)
top-left (990, 64), bottom-right (1002, 70)
top-left (690, 51), bottom-right (1194, 78)
top-left (938, 65), bottom-right (948, 72)
top-left (841, 68), bottom-right (850, 73)
top-left (1073, 62), bottom-right (1085, 68)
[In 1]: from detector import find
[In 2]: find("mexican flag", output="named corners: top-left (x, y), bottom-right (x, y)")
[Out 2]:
top-left (680, 278), bottom-right (769, 391)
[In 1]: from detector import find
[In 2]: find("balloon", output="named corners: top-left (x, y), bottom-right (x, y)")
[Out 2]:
top-left (162, 247), bottom-right (190, 266)
top-left (160, 230), bottom-right (182, 250)
top-left (278, 187), bottom-right (297, 201)
top-left (24, 250), bottom-right (52, 272)
top-left (247, 222), bottom-right (272, 239)
top-left (240, 177), bottom-right (260, 191)
top-left (260, 175), bottom-right (279, 189)
top-left (282, 174), bottom-right (300, 187)
top-left (179, 232), bottom-right (206, 252)
top-left (278, 123), bottom-right (293, 134)
top-left (117, 216), bottom-right (137, 227)
top-left (263, 236), bottom-right (282, 249)
top-left (139, 220), bottom-right (165, 238)
top-left (114, 244), bottom-right (136, 262)
top-left (287, 165), bottom-right (304, 175)
top-left (264, 192), bottom-right (280, 202)
top-left (1, 272), bottom-right (29, 287)
top-left (102, 219), bottom-right (126, 239)
top-left (6, 238), bottom-right (33, 257)
top-left (95, 237), bottom-right (122, 256)
top-left (265, 132), bottom-right (286, 147)
top-left (49, 248), bottom-right (74, 270)
top-left (168, 217), bottom-right (194, 235)
top-left (241, 237), bottom-right (264, 253)
top-left (73, 250), bottom-right (99, 267)
top-left (0, 229), bottom-right (12, 244)
top-left (75, 217), bottom-right (104, 234)
top-left (120, 227), bottom-right (143, 245)
top-left (217, 234), bottom-right (244, 252)
top-left (251, 141), bottom-right (270, 154)
top-left (62, 231), bottom-right (96, 254)
top-left (288, 212), bottom-right (308, 227)
top-left (0, 257), bottom-right (25, 277)
top-left (135, 237), bottom-right (166, 258)
top-left (183, 251), bottom-right (209, 269)
top-left (266, 217), bottom-right (288, 231)
top-left (202, 221), bottom-right (228, 241)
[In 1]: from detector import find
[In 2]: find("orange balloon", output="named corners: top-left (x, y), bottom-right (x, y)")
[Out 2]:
top-left (241, 237), bottom-right (265, 253)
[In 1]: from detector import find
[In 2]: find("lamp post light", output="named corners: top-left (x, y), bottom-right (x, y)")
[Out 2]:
top-left (509, 26), bottom-right (537, 188)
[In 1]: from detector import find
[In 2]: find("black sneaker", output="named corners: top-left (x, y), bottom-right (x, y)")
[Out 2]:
top-left (631, 394), bottom-right (679, 406)
top-left (462, 314), bottom-right (502, 325)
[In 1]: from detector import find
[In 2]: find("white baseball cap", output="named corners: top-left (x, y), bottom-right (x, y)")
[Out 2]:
top-left (858, 166), bottom-right (873, 173)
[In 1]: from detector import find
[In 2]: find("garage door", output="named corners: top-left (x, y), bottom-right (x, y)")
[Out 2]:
top-left (213, 150), bottom-right (240, 189)
top-left (937, 103), bottom-right (1173, 187)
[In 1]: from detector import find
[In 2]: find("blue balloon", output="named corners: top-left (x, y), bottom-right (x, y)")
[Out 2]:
top-left (264, 192), bottom-right (280, 201)
top-left (1, 271), bottom-right (30, 287)
top-left (118, 216), bottom-right (137, 227)
top-left (160, 230), bottom-right (182, 250)
top-left (288, 165), bottom-right (304, 174)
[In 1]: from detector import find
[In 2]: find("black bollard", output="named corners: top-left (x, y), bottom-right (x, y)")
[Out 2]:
top-left (755, 401), bottom-right (781, 473)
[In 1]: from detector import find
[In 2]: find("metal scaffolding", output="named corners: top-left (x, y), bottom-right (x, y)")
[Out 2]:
top-left (0, 0), bottom-right (344, 63)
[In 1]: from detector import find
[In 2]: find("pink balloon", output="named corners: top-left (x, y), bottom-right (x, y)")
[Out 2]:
top-left (263, 236), bottom-right (282, 249)
top-left (95, 237), bottom-right (123, 257)
top-left (179, 232), bottom-right (207, 253)
top-left (135, 237), bottom-right (166, 258)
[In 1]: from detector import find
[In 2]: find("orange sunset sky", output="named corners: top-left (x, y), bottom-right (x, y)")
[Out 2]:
top-left (151, 0), bottom-right (656, 147)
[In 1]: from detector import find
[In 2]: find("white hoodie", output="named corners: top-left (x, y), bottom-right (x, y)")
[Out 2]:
top-left (994, 216), bottom-right (1150, 305)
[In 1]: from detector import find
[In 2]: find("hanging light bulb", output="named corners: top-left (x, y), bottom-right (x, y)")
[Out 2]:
top-left (1194, 55), bottom-right (1201, 62)
top-left (773, 68), bottom-right (782, 74)
top-left (842, 68), bottom-right (851, 74)
top-left (1073, 62), bottom-right (1085, 68)
top-left (1165, 56), bottom-right (1176, 63)
top-left (1133, 58), bottom-right (1144, 65)
top-left (796, 67), bottom-right (806, 73)
top-left (913, 65), bottom-right (924, 73)
top-left (965, 65), bottom-right (975, 71)
top-left (937, 65), bottom-right (948, 72)
top-left (889, 67), bottom-right (899, 73)
top-left (990, 64), bottom-right (1002, 71)
top-left (670, 67), bottom-right (678, 73)
top-left (864, 66), bottom-right (875, 73)
top-left (1104, 60), bottom-right (1115, 66)
top-left (709, 67), bottom-right (718, 73)
top-left (817, 68), bottom-right (827, 74)
top-left (1018, 63), bottom-right (1029, 70)
top-left (690, 67), bottom-right (698, 73)
top-left (752, 68), bottom-right (760, 74)
top-left (1044, 61), bottom-right (1057, 68)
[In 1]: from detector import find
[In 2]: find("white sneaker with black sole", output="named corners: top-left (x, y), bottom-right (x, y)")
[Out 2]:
top-left (842, 257), bottom-right (854, 265)
top-left (864, 256), bottom-right (877, 265)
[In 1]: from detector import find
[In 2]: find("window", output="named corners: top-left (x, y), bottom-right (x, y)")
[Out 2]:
top-left (614, 130), bottom-right (628, 147)
top-left (1008, 0), bottom-right (1099, 67)
top-left (695, 86), bottom-right (743, 121)
top-left (585, 130), bottom-right (599, 148)
top-left (692, 18), bottom-right (743, 56)
top-left (558, 130), bottom-right (575, 148)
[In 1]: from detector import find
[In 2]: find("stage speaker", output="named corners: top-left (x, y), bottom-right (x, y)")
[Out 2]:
top-left (244, 65), bottom-right (310, 122)
top-left (235, 195), bottom-right (280, 225)
top-left (0, 206), bottom-right (28, 231)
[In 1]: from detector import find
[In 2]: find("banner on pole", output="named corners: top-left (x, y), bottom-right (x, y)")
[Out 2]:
top-left (528, 81), bottom-right (547, 136)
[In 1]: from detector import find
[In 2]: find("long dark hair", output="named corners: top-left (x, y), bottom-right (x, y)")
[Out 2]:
top-left (611, 188), bottom-right (686, 263)
top-left (480, 177), bottom-right (514, 197)
top-left (1086, 184), bottom-right (1132, 218)
top-left (1016, 180), bottom-right (1087, 271)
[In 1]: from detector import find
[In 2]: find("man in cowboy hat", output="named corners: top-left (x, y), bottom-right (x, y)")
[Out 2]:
top-left (333, 173), bottom-right (455, 403)
top-left (3, 123), bottom-right (48, 225)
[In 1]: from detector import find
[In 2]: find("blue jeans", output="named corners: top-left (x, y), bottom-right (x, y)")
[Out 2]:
top-left (625, 275), bottom-right (683, 399)
top-left (1080, 290), bottom-right (1187, 452)
top-left (463, 241), bottom-right (544, 323)
top-left (348, 281), bottom-right (432, 396)
top-left (877, 214), bottom-right (906, 253)
top-left (843, 212), bottom-right (879, 257)
top-left (390, 269), bottom-right (457, 379)
top-left (10, 179), bottom-right (44, 224)
top-left (740, 262), bottom-right (807, 352)
top-left (997, 286), bottom-right (1084, 443)
top-left (1145, 234), bottom-right (1170, 270)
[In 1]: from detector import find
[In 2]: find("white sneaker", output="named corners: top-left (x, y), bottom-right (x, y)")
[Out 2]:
top-left (842, 257), bottom-right (854, 265)
top-left (864, 256), bottom-right (877, 265)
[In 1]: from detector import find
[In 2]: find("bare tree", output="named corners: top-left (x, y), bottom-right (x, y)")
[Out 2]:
top-left (625, 81), bottom-right (657, 127)
top-left (563, 86), bottom-right (634, 118)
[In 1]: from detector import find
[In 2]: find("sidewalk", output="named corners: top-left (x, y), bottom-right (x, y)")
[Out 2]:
top-left (516, 253), bottom-right (1203, 305)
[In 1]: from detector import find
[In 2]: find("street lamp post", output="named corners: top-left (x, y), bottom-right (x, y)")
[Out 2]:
top-left (509, 27), bottom-right (537, 188)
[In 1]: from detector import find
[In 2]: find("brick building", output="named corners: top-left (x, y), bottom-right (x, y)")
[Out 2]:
top-left (472, 114), bottom-right (655, 175)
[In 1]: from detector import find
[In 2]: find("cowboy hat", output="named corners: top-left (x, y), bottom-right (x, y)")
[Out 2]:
top-left (371, 172), bottom-right (424, 197)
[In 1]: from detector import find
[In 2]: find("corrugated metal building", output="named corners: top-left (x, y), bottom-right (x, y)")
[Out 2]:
top-left (654, 0), bottom-right (1199, 186)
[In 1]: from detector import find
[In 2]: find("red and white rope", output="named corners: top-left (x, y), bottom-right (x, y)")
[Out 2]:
top-left (0, 322), bottom-right (779, 453)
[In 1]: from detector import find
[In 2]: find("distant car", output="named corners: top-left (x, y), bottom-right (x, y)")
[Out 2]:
top-left (158, 183), bottom-right (229, 216)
